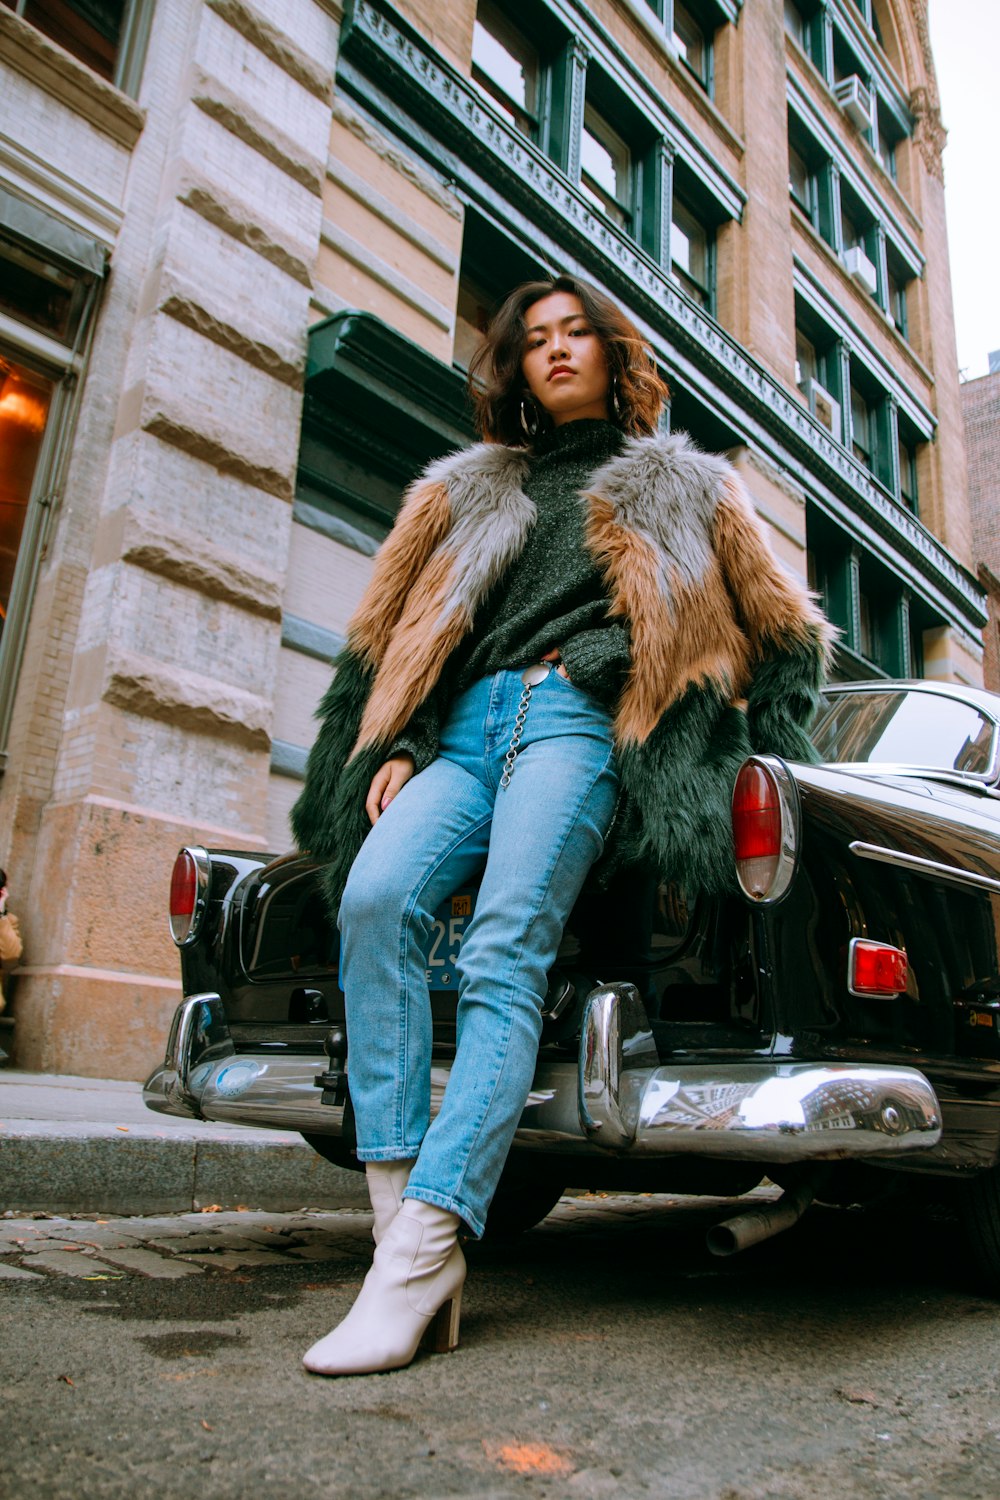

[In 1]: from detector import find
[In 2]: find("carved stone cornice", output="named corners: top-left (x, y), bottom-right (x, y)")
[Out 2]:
top-left (909, 0), bottom-right (946, 182)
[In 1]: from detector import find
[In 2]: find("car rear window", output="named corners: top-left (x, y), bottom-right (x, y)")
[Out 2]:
top-left (811, 690), bottom-right (996, 777)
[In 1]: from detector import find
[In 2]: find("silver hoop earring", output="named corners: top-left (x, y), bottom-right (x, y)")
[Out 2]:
top-left (611, 377), bottom-right (623, 421)
top-left (520, 396), bottom-right (540, 439)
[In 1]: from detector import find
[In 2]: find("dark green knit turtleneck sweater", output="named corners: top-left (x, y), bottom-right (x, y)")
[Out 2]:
top-left (390, 417), bottom-right (630, 770)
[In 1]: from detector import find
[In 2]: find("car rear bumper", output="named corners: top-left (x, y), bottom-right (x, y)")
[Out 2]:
top-left (144, 986), bottom-right (943, 1164)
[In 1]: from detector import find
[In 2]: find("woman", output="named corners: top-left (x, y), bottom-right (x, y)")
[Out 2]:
top-left (293, 275), bottom-right (832, 1376)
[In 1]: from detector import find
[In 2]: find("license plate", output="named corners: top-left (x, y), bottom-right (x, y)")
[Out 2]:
top-left (425, 890), bottom-right (476, 990)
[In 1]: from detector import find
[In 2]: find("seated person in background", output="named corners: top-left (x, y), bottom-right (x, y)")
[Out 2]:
top-left (0, 867), bottom-right (23, 1013)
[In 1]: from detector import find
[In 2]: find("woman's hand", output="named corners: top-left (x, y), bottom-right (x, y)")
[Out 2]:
top-left (541, 647), bottom-right (570, 681)
top-left (365, 754), bottom-right (416, 825)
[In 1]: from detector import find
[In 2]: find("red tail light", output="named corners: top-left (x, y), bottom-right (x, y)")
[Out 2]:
top-left (169, 847), bottom-right (209, 945)
top-left (849, 939), bottom-right (908, 996)
top-left (732, 758), bottom-right (797, 902)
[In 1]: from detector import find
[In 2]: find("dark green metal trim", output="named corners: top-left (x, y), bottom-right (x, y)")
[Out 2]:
top-left (342, 0), bottom-right (745, 220)
top-left (271, 739), bottom-right (308, 781)
top-left (281, 615), bottom-right (347, 666)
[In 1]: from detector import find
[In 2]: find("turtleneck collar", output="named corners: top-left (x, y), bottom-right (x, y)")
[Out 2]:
top-left (530, 417), bottom-right (623, 462)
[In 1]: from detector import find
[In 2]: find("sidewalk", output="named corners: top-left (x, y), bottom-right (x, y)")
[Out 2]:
top-left (0, 1070), bottom-right (369, 1216)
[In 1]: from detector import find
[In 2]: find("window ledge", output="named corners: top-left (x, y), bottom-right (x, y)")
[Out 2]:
top-left (0, 8), bottom-right (145, 150)
top-left (609, 0), bottom-right (745, 159)
top-left (790, 205), bottom-right (934, 390)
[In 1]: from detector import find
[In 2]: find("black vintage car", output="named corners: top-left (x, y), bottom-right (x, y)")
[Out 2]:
top-left (145, 679), bottom-right (1000, 1280)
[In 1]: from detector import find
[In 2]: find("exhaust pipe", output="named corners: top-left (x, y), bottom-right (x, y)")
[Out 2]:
top-left (706, 1176), bottom-right (819, 1258)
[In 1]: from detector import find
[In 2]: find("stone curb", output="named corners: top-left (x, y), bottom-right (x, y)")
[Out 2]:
top-left (0, 1129), bottom-right (370, 1216)
top-left (0, 1071), bottom-right (370, 1217)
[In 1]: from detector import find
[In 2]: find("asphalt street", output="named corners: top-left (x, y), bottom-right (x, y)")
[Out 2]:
top-left (2, 1191), bottom-right (1000, 1499)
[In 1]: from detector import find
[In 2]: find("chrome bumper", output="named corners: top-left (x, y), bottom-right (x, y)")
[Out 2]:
top-left (144, 987), bottom-right (943, 1164)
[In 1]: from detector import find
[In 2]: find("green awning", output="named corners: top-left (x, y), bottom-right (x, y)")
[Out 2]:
top-left (0, 187), bottom-right (108, 278)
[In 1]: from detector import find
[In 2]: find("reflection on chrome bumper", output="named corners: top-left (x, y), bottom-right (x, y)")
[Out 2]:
top-left (144, 987), bottom-right (942, 1164)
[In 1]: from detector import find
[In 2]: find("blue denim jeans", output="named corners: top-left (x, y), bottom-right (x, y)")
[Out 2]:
top-left (338, 668), bottom-right (619, 1237)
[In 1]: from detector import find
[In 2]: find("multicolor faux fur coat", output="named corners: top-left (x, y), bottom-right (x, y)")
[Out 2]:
top-left (291, 432), bottom-right (835, 913)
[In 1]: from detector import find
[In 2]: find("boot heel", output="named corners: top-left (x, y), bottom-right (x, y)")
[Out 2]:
top-left (422, 1289), bottom-right (462, 1354)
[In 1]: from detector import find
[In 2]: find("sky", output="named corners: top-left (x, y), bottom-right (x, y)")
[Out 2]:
top-left (927, 0), bottom-right (1000, 381)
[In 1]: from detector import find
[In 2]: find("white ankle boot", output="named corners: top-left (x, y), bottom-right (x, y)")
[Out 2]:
top-left (302, 1199), bottom-right (466, 1376)
top-left (365, 1160), bottom-right (416, 1244)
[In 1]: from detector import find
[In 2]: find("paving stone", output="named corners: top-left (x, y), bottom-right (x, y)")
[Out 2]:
top-left (93, 1247), bottom-right (204, 1278)
top-left (28, 1251), bottom-right (120, 1278)
top-left (39, 1226), bottom-right (143, 1249)
top-left (144, 1235), bottom-right (225, 1253)
top-left (4, 1238), bottom-right (86, 1253)
top-left (176, 1250), bottom-right (290, 1269)
top-left (0, 1263), bottom-right (44, 1280)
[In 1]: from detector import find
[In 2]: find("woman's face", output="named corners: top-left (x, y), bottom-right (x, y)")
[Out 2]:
top-left (520, 291), bottom-right (610, 426)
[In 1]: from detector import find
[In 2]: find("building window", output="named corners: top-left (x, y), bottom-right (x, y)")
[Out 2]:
top-left (580, 103), bottom-right (633, 232)
top-left (839, 183), bottom-right (879, 298)
top-left (671, 196), bottom-right (713, 312)
top-left (0, 204), bottom-right (105, 765)
top-left (1, 0), bottom-right (151, 93)
top-left (671, 2), bottom-right (712, 93)
top-left (808, 511), bottom-right (925, 680)
top-left (897, 424), bottom-right (919, 514)
top-left (0, 236), bottom-right (91, 346)
top-left (576, 72), bottom-right (670, 263)
top-left (850, 383), bottom-right (872, 470)
top-left (0, 355), bottom-right (52, 635)
top-left (784, 0), bottom-right (826, 74)
top-left (857, 585), bottom-right (876, 664)
top-left (788, 141), bottom-right (814, 219)
top-left (875, 99), bottom-right (901, 182)
top-left (472, 1), bottom-right (540, 139)
top-left (787, 110), bottom-right (835, 246)
top-left (795, 320), bottom-right (842, 441)
top-left (885, 252), bottom-right (909, 339)
top-left (849, 364), bottom-right (894, 490)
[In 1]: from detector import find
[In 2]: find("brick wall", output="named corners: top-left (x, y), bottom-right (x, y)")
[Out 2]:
top-left (962, 369), bottom-right (1000, 689)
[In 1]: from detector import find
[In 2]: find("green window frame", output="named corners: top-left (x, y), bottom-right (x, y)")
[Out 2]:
top-left (581, 103), bottom-right (634, 233)
top-left (784, 0), bottom-right (828, 77)
top-left (671, 1), bottom-right (714, 95)
top-left (471, 1), bottom-right (542, 141)
top-left (0, 0), bottom-right (154, 95)
top-left (579, 65), bottom-right (670, 264)
top-left (0, 202), bottom-right (106, 769)
top-left (469, 0), bottom-right (582, 175)
top-left (896, 418), bottom-right (920, 515)
top-left (787, 109), bottom-right (838, 248)
top-left (671, 194), bottom-right (715, 313)
top-left (885, 250), bottom-right (909, 341)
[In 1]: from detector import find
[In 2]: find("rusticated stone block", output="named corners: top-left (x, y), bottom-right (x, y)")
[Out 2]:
top-left (205, 0), bottom-right (333, 102)
top-left (191, 65), bottom-right (325, 197)
top-left (177, 173), bottom-right (313, 289)
top-left (103, 648), bottom-right (272, 750)
top-left (121, 512), bottom-right (284, 620)
top-left (158, 281), bottom-right (304, 390)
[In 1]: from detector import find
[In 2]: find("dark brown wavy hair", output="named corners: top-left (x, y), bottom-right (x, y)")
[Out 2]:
top-left (468, 274), bottom-right (668, 446)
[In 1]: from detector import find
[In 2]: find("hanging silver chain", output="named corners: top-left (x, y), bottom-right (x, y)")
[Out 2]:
top-left (500, 662), bottom-right (552, 788)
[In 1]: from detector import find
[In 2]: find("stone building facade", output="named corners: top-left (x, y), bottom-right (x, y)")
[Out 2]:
top-left (962, 358), bottom-right (1000, 690)
top-left (0, 0), bottom-right (983, 1078)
